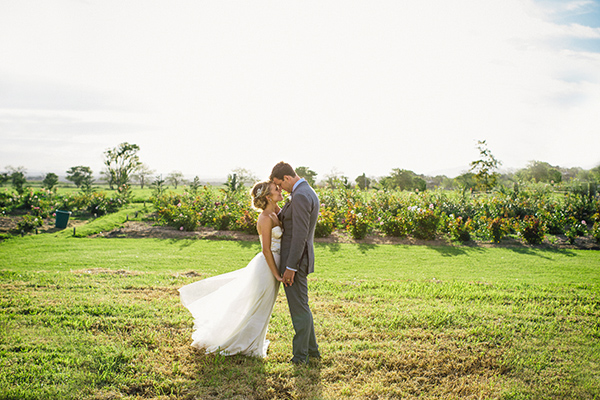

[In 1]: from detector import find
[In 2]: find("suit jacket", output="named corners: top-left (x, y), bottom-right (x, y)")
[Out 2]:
top-left (279, 180), bottom-right (320, 275)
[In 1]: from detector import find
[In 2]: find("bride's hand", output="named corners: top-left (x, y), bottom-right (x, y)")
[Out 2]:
top-left (276, 275), bottom-right (284, 282)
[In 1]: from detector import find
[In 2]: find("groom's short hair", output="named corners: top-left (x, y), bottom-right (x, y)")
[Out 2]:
top-left (270, 162), bottom-right (296, 181)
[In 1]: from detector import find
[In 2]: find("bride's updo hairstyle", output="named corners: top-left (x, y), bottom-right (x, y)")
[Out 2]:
top-left (251, 181), bottom-right (272, 210)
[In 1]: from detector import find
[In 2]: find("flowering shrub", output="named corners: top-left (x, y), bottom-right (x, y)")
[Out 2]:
top-left (409, 205), bottom-right (440, 240)
top-left (487, 217), bottom-right (509, 243)
top-left (518, 216), bottom-right (546, 244)
top-left (16, 214), bottom-right (43, 233)
top-left (592, 221), bottom-right (600, 244)
top-left (155, 201), bottom-right (199, 232)
top-left (211, 205), bottom-right (232, 230)
top-left (447, 215), bottom-right (473, 243)
top-left (565, 218), bottom-right (588, 244)
top-left (378, 210), bottom-right (410, 237)
top-left (85, 192), bottom-right (124, 216)
top-left (233, 209), bottom-right (258, 235)
top-left (344, 201), bottom-right (372, 240)
top-left (315, 208), bottom-right (336, 238)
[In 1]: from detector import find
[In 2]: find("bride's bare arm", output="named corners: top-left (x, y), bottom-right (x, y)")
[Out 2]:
top-left (257, 215), bottom-right (283, 282)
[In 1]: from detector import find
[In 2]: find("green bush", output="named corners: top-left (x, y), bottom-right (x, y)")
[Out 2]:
top-left (315, 208), bottom-right (336, 238)
top-left (592, 221), bottom-right (600, 244)
top-left (16, 214), bottom-right (43, 233)
top-left (486, 217), bottom-right (509, 243)
top-left (233, 209), bottom-right (258, 235)
top-left (378, 211), bottom-right (410, 237)
top-left (448, 215), bottom-right (472, 243)
top-left (344, 201), bottom-right (372, 240)
top-left (518, 216), bottom-right (546, 244)
top-left (565, 218), bottom-right (588, 245)
top-left (410, 206), bottom-right (439, 240)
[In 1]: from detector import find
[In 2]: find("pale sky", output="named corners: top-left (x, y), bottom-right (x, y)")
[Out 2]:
top-left (1, 0), bottom-right (599, 182)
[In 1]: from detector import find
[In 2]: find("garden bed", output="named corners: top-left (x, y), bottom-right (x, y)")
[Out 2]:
top-left (95, 219), bottom-right (600, 250)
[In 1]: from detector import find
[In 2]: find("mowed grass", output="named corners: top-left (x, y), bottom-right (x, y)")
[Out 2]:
top-left (0, 234), bottom-right (599, 399)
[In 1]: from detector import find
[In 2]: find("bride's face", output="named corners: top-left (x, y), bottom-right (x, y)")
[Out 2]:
top-left (269, 183), bottom-right (284, 203)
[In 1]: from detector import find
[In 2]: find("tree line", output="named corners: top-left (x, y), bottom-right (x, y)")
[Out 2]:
top-left (2, 141), bottom-right (600, 195)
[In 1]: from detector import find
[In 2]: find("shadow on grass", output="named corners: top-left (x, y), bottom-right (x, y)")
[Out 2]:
top-left (191, 351), bottom-right (323, 399)
top-left (357, 243), bottom-right (377, 254)
top-left (503, 245), bottom-right (577, 259)
top-left (319, 242), bottom-right (342, 253)
top-left (427, 241), bottom-right (578, 259)
top-left (427, 244), bottom-right (485, 257)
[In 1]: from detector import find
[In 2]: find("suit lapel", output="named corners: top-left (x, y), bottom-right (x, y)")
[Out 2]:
top-left (280, 199), bottom-right (291, 222)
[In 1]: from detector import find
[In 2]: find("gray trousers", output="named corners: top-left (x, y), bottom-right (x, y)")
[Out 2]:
top-left (284, 269), bottom-right (319, 362)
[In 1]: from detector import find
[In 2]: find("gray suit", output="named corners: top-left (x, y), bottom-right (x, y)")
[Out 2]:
top-left (279, 180), bottom-right (320, 362)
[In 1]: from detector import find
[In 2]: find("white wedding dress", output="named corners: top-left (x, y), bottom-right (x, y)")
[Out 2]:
top-left (179, 226), bottom-right (281, 358)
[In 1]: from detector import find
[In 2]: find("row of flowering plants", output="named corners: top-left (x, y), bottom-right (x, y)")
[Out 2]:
top-left (312, 184), bottom-right (600, 244)
top-left (1, 187), bottom-right (132, 226)
top-left (151, 182), bottom-right (600, 245)
top-left (151, 187), bottom-right (259, 234)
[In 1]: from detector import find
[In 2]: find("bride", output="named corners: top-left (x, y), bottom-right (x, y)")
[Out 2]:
top-left (178, 181), bottom-right (284, 358)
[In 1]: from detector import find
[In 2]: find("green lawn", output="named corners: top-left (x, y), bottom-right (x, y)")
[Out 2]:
top-left (1, 232), bottom-right (599, 399)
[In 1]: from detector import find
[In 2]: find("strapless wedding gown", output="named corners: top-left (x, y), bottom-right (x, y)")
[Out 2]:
top-left (179, 226), bottom-right (282, 358)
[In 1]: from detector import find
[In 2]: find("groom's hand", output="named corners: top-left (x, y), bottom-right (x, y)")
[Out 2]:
top-left (282, 269), bottom-right (295, 287)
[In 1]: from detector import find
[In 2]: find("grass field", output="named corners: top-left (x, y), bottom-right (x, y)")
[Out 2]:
top-left (1, 227), bottom-right (599, 399)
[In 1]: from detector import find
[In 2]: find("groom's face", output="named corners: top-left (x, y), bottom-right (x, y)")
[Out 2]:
top-left (272, 176), bottom-right (293, 193)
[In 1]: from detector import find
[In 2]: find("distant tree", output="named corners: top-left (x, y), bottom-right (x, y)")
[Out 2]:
top-left (0, 172), bottom-right (9, 187)
top-left (516, 161), bottom-right (562, 183)
top-left (355, 173), bottom-right (371, 190)
top-left (190, 176), bottom-right (202, 195)
top-left (151, 175), bottom-right (166, 196)
top-left (590, 165), bottom-right (600, 182)
top-left (427, 175), bottom-right (455, 190)
top-left (380, 169), bottom-right (421, 191)
top-left (296, 166), bottom-right (318, 186)
top-left (133, 164), bottom-right (155, 188)
top-left (102, 142), bottom-right (141, 189)
top-left (414, 177), bottom-right (427, 192)
top-left (324, 168), bottom-right (351, 189)
top-left (11, 171), bottom-right (27, 194)
top-left (558, 166), bottom-right (580, 182)
top-left (469, 140), bottom-right (502, 191)
top-left (42, 173), bottom-right (59, 192)
top-left (7, 166), bottom-right (27, 194)
top-left (167, 171), bottom-right (185, 189)
top-left (455, 172), bottom-right (477, 192)
top-left (231, 168), bottom-right (258, 186)
top-left (225, 173), bottom-right (241, 193)
top-left (66, 166), bottom-right (94, 192)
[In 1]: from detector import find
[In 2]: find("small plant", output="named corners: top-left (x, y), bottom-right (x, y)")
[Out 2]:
top-left (116, 184), bottom-right (133, 204)
top-left (410, 205), bottom-right (439, 240)
top-left (565, 218), bottom-right (588, 245)
top-left (487, 217), bottom-right (509, 243)
top-left (518, 216), bottom-right (546, 245)
top-left (233, 209), bottom-right (258, 235)
top-left (378, 211), bottom-right (410, 237)
top-left (16, 214), bottom-right (43, 233)
top-left (151, 175), bottom-right (167, 197)
top-left (448, 215), bottom-right (473, 243)
top-left (212, 206), bottom-right (232, 231)
top-left (345, 201), bottom-right (372, 240)
top-left (315, 208), bottom-right (336, 238)
top-left (155, 201), bottom-right (199, 232)
top-left (592, 221), bottom-right (600, 244)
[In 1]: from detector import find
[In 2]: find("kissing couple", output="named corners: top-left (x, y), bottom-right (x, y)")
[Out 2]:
top-left (179, 161), bottom-right (321, 364)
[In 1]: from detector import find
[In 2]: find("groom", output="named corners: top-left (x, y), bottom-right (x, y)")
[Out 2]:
top-left (270, 161), bottom-right (320, 365)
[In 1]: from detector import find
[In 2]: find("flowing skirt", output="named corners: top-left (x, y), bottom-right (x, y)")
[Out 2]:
top-left (179, 252), bottom-right (280, 358)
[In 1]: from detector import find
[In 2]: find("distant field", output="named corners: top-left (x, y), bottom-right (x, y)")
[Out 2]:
top-left (1, 229), bottom-right (599, 399)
